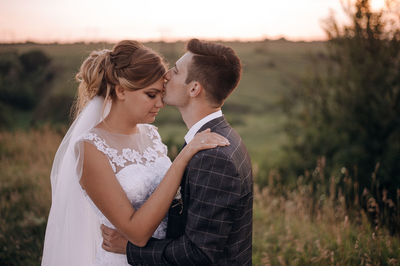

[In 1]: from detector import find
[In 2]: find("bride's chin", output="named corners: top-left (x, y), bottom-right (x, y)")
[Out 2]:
top-left (146, 117), bottom-right (156, 123)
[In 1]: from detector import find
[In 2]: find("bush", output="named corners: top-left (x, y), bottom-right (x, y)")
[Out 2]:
top-left (282, 0), bottom-right (400, 233)
top-left (0, 50), bottom-right (55, 127)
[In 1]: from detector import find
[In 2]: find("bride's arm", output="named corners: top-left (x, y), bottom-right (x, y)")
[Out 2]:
top-left (80, 129), bottom-right (229, 247)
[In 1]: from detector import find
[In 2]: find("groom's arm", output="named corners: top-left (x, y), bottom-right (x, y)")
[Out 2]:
top-left (126, 149), bottom-right (241, 265)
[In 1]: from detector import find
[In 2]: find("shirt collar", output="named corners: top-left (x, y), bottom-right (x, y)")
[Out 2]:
top-left (184, 110), bottom-right (223, 144)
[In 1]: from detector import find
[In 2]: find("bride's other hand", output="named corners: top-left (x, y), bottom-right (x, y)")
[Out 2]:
top-left (184, 128), bottom-right (230, 157)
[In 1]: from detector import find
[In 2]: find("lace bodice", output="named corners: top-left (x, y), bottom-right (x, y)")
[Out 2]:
top-left (76, 124), bottom-right (172, 266)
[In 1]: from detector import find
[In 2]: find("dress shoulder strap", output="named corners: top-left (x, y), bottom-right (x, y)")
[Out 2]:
top-left (81, 132), bottom-right (119, 173)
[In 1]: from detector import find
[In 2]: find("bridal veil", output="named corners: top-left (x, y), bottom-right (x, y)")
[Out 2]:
top-left (42, 96), bottom-right (109, 266)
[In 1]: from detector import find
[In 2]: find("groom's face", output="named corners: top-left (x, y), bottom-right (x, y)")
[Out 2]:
top-left (163, 52), bottom-right (194, 107)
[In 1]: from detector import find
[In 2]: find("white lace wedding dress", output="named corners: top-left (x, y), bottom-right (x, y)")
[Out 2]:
top-left (76, 124), bottom-right (172, 265)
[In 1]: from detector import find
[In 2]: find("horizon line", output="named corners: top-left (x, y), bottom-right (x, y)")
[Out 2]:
top-left (0, 36), bottom-right (329, 45)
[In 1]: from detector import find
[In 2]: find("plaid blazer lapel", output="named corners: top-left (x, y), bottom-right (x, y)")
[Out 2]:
top-left (181, 115), bottom-right (229, 204)
top-left (166, 116), bottom-right (229, 239)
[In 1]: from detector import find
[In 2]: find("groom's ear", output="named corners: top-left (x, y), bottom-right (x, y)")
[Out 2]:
top-left (115, 85), bottom-right (126, 100)
top-left (189, 81), bottom-right (203, 98)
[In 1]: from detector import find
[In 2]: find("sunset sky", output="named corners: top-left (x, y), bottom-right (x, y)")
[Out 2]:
top-left (0, 0), bottom-right (387, 43)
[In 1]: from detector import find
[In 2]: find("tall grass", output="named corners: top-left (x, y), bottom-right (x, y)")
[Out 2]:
top-left (0, 127), bottom-right (62, 265)
top-left (1, 128), bottom-right (399, 265)
top-left (253, 163), bottom-right (400, 265)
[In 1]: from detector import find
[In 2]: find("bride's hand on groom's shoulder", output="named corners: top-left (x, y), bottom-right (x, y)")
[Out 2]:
top-left (101, 224), bottom-right (128, 254)
top-left (188, 128), bottom-right (230, 154)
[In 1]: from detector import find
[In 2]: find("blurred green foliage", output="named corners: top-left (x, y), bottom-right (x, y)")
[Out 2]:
top-left (0, 50), bottom-right (53, 126)
top-left (282, 0), bottom-right (400, 233)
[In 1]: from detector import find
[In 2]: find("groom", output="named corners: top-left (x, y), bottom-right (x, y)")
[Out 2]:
top-left (102, 39), bottom-right (253, 265)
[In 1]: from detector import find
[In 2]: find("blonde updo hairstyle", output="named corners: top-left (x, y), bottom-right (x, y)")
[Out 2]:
top-left (73, 40), bottom-right (167, 118)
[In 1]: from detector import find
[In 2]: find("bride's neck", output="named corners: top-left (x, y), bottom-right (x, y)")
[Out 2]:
top-left (100, 105), bottom-right (138, 135)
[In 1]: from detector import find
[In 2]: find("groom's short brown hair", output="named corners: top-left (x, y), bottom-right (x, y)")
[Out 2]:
top-left (185, 39), bottom-right (242, 106)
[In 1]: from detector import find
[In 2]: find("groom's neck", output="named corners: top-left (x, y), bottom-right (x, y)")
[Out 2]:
top-left (179, 103), bottom-right (221, 130)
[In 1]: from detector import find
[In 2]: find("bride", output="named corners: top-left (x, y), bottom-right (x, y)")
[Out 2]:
top-left (41, 40), bottom-right (229, 265)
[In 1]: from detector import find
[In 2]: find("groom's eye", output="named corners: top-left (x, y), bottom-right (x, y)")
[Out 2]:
top-left (147, 93), bottom-right (156, 99)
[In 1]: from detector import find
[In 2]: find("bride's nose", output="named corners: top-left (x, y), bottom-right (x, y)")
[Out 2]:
top-left (155, 94), bottom-right (164, 108)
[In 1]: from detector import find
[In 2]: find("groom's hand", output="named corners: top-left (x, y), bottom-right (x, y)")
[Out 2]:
top-left (101, 224), bottom-right (128, 254)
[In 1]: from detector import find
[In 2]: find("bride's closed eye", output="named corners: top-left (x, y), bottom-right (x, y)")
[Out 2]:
top-left (146, 93), bottom-right (156, 99)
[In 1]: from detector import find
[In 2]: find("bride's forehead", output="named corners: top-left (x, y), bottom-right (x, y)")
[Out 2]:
top-left (131, 82), bottom-right (164, 94)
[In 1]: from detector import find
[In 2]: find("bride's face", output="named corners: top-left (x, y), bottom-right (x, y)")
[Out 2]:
top-left (121, 77), bottom-right (165, 124)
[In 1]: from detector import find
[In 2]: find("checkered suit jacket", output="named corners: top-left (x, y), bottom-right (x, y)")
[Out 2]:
top-left (126, 116), bottom-right (253, 265)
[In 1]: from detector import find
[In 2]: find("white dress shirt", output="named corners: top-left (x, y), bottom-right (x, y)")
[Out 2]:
top-left (184, 110), bottom-right (223, 144)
